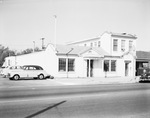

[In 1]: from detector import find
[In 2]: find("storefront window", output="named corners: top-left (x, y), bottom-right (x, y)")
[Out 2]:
top-left (104, 60), bottom-right (116, 72)
top-left (68, 59), bottom-right (75, 71)
top-left (111, 60), bottom-right (116, 71)
top-left (59, 58), bottom-right (75, 72)
top-left (59, 58), bottom-right (66, 72)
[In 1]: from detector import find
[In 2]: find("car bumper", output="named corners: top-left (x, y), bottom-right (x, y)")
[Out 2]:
top-left (45, 75), bottom-right (54, 79)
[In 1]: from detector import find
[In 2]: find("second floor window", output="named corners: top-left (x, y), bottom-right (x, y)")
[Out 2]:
top-left (121, 40), bottom-right (125, 52)
top-left (98, 41), bottom-right (101, 47)
top-left (129, 41), bottom-right (133, 51)
top-left (113, 39), bottom-right (118, 51)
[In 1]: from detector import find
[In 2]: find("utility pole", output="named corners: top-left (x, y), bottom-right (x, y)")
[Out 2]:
top-left (54, 15), bottom-right (57, 50)
top-left (40, 38), bottom-right (45, 50)
top-left (66, 48), bottom-right (74, 78)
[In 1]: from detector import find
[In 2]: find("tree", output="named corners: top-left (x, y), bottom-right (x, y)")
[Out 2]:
top-left (17, 47), bottom-right (41, 55)
top-left (0, 44), bottom-right (15, 67)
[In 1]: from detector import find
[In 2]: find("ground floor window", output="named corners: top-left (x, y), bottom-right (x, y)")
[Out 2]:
top-left (111, 60), bottom-right (116, 72)
top-left (59, 58), bottom-right (66, 72)
top-left (58, 58), bottom-right (75, 72)
top-left (68, 59), bottom-right (75, 71)
top-left (104, 60), bottom-right (116, 72)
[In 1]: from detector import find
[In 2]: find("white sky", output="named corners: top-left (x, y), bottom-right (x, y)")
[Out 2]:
top-left (0, 0), bottom-right (150, 51)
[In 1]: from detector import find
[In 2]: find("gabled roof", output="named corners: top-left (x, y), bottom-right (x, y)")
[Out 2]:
top-left (67, 31), bottom-right (137, 45)
top-left (67, 37), bottom-right (100, 45)
top-left (109, 32), bottom-right (137, 39)
top-left (55, 45), bottom-right (109, 56)
top-left (136, 51), bottom-right (150, 60)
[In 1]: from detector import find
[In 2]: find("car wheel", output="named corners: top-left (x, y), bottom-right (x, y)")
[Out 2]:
top-left (38, 74), bottom-right (44, 80)
top-left (13, 74), bottom-right (20, 80)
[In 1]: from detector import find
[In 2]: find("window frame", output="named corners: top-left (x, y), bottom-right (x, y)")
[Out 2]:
top-left (104, 60), bottom-right (117, 72)
top-left (98, 41), bottom-right (101, 47)
top-left (121, 40), bottom-right (125, 52)
top-left (129, 40), bottom-right (133, 51)
top-left (68, 58), bottom-right (75, 72)
top-left (111, 60), bottom-right (116, 72)
top-left (58, 58), bottom-right (75, 72)
top-left (58, 58), bottom-right (66, 72)
top-left (113, 39), bottom-right (118, 51)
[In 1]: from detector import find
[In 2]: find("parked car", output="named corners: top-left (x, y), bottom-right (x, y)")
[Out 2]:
top-left (139, 67), bottom-right (150, 82)
top-left (8, 65), bottom-right (54, 80)
top-left (1, 66), bottom-right (22, 78)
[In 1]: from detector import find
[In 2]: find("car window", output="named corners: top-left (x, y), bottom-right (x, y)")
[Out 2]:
top-left (29, 67), bottom-right (36, 70)
top-left (23, 66), bottom-right (28, 70)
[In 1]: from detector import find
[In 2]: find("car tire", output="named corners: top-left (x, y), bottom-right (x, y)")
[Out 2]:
top-left (38, 74), bottom-right (44, 80)
top-left (13, 74), bottom-right (20, 80)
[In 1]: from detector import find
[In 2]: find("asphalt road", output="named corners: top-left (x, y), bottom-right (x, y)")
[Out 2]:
top-left (0, 77), bottom-right (150, 118)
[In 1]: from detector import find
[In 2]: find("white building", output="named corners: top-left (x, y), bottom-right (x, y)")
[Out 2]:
top-left (4, 31), bottom-right (137, 78)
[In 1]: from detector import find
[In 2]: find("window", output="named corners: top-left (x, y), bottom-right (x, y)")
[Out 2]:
top-left (94, 42), bottom-right (97, 47)
top-left (84, 44), bottom-right (87, 47)
top-left (58, 58), bottom-right (75, 72)
top-left (113, 39), bottom-right (118, 51)
top-left (98, 41), bottom-right (101, 47)
top-left (121, 40), bottom-right (125, 51)
top-left (68, 59), bottom-right (75, 71)
top-left (111, 60), bottom-right (116, 71)
top-left (104, 60), bottom-right (116, 72)
top-left (91, 43), bottom-right (93, 47)
top-left (104, 60), bottom-right (109, 72)
top-left (129, 41), bottom-right (133, 51)
top-left (59, 58), bottom-right (66, 72)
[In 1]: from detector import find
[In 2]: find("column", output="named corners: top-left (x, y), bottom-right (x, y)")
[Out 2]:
top-left (88, 59), bottom-right (91, 77)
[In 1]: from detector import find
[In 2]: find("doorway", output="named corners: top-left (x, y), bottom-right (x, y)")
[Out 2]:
top-left (87, 60), bottom-right (94, 77)
top-left (125, 63), bottom-right (129, 76)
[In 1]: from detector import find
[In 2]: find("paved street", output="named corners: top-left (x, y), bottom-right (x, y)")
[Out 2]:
top-left (0, 77), bottom-right (150, 118)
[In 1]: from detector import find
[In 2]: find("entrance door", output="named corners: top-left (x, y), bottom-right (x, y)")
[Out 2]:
top-left (87, 60), bottom-right (93, 77)
top-left (125, 63), bottom-right (129, 76)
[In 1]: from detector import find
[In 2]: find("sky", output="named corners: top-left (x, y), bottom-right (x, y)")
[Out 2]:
top-left (0, 0), bottom-right (150, 52)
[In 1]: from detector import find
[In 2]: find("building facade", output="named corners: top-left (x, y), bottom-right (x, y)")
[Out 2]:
top-left (68, 31), bottom-right (137, 77)
top-left (4, 32), bottom-right (137, 78)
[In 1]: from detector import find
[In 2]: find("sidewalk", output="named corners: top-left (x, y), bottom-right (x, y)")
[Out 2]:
top-left (52, 76), bottom-right (139, 86)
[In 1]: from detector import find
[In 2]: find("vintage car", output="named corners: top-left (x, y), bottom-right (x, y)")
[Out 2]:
top-left (1, 66), bottom-right (22, 78)
top-left (139, 68), bottom-right (150, 82)
top-left (8, 65), bottom-right (54, 80)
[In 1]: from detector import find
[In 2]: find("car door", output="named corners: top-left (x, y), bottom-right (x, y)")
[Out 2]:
top-left (28, 66), bottom-right (38, 78)
top-left (22, 66), bottom-right (30, 78)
